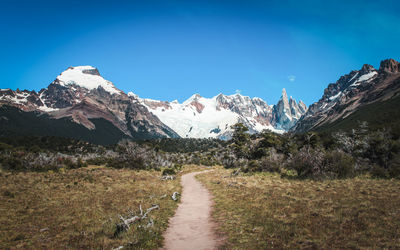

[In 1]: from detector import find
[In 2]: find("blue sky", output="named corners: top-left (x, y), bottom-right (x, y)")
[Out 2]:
top-left (1, 0), bottom-right (399, 105)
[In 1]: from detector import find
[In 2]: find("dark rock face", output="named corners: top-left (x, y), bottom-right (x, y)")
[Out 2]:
top-left (41, 82), bottom-right (84, 109)
top-left (26, 92), bottom-right (44, 107)
top-left (123, 98), bottom-right (180, 139)
top-left (215, 94), bottom-right (275, 120)
top-left (293, 58), bottom-right (400, 133)
top-left (82, 67), bottom-right (101, 76)
top-left (0, 89), bottom-right (44, 111)
top-left (379, 59), bottom-right (399, 73)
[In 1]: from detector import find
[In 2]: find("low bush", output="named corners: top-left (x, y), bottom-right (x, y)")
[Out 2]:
top-left (243, 160), bottom-right (259, 173)
top-left (371, 164), bottom-right (389, 178)
top-left (162, 168), bottom-right (176, 176)
top-left (287, 147), bottom-right (325, 179)
top-left (86, 157), bottom-right (109, 166)
top-left (323, 150), bottom-right (355, 178)
top-left (259, 157), bottom-right (281, 173)
top-left (106, 156), bottom-right (146, 170)
top-left (388, 153), bottom-right (400, 178)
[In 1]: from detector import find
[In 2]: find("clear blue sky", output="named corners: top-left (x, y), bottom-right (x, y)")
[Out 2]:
top-left (1, 0), bottom-right (399, 105)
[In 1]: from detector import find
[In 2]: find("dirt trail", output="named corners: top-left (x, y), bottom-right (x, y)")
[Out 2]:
top-left (162, 171), bottom-right (221, 250)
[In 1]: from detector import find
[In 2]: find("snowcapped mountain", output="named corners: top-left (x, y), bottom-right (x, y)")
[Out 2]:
top-left (0, 66), bottom-right (179, 143)
top-left (0, 65), bottom-right (307, 142)
top-left (0, 66), bottom-right (123, 112)
top-left (56, 66), bottom-right (121, 94)
top-left (293, 58), bottom-right (400, 132)
top-left (140, 94), bottom-right (273, 139)
top-left (140, 89), bottom-right (306, 139)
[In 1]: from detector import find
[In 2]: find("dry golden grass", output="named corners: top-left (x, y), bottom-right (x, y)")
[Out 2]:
top-left (197, 166), bottom-right (400, 249)
top-left (179, 164), bottom-right (213, 174)
top-left (0, 166), bottom-right (182, 249)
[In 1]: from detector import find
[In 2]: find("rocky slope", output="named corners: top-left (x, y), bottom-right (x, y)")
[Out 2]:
top-left (292, 59), bottom-right (400, 132)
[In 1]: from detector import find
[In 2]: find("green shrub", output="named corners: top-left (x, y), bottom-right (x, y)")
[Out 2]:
top-left (0, 142), bottom-right (13, 152)
top-left (323, 151), bottom-right (355, 178)
top-left (162, 168), bottom-right (176, 176)
top-left (388, 153), bottom-right (400, 178)
top-left (259, 157), bottom-right (281, 173)
top-left (243, 160), bottom-right (259, 173)
top-left (371, 164), bottom-right (388, 178)
top-left (0, 156), bottom-right (24, 171)
top-left (174, 164), bottom-right (182, 171)
top-left (287, 148), bottom-right (325, 179)
top-left (106, 156), bottom-right (145, 170)
top-left (86, 157), bottom-right (109, 166)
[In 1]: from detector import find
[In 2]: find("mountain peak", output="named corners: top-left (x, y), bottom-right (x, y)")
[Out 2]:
top-left (360, 64), bottom-right (376, 73)
top-left (281, 88), bottom-right (288, 97)
top-left (379, 58), bottom-right (399, 73)
top-left (55, 66), bottom-right (121, 95)
top-left (280, 88), bottom-right (289, 103)
top-left (273, 88), bottom-right (306, 131)
top-left (183, 93), bottom-right (202, 105)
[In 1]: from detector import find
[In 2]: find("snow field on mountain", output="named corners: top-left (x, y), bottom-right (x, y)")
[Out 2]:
top-left (143, 97), bottom-right (240, 138)
top-left (57, 66), bottom-right (121, 94)
top-left (141, 94), bottom-right (285, 138)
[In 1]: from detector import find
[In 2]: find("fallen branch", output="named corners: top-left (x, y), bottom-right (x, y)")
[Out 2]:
top-left (114, 204), bottom-right (159, 237)
top-left (142, 204), bottom-right (159, 219)
top-left (161, 175), bottom-right (175, 180)
top-left (171, 192), bottom-right (180, 201)
top-left (231, 167), bottom-right (241, 176)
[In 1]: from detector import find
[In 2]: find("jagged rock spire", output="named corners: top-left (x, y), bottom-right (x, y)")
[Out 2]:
top-left (272, 88), bottom-right (307, 131)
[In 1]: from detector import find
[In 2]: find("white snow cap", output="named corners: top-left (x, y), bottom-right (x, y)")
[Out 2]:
top-left (56, 66), bottom-right (121, 94)
top-left (128, 91), bottom-right (139, 98)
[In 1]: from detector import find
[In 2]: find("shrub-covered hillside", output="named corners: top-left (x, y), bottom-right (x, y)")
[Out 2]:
top-left (226, 122), bottom-right (400, 179)
top-left (0, 136), bottom-right (228, 172)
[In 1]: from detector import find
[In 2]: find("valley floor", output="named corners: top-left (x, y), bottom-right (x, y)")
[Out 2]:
top-left (1, 165), bottom-right (400, 249)
top-left (0, 166), bottom-right (182, 249)
top-left (197, 167), bottom-right (400, 249)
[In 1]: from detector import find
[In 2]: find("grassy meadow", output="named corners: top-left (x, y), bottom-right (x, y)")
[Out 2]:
top-left (197, 167), bottom-right (400, 249)
top-left (2, 163), bottom-right (400, 249)
top-left (0, 165), bottom-right (183, 249)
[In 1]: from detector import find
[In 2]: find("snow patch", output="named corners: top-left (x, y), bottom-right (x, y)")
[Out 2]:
top-left (348, 72), bottom-right (359, 82)
top-left (128, 92), bottom-right (138, 98)
top-left (329, 91), bottom-right (342, 101)
top-left (352, 71), bottom-right (378, 85)
top-left (38, 106), bottom-right (59, 112)
top-left (57, 66), bottom-right (121, 95)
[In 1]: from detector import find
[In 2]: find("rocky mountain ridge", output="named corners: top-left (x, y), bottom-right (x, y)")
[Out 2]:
top-left (2, 59), bottom-right (398, 142)
top-left (139, 88), bottom-right (306, 139)
top-left (0, 66), bottom-right (306, 141)
top-left (293, 58), bottom-right (400, 132)
top-left (0, 66), bottom-right (179, 140)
